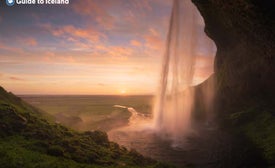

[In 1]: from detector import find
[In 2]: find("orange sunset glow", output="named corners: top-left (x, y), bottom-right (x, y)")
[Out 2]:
top-left (0, 0), bottom-right (214, 95)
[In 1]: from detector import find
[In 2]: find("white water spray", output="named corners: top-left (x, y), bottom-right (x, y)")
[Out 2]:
top-left (153, 0), bottom-right (216, 143)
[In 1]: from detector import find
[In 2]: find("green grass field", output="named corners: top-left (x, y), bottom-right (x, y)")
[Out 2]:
top-left (21, 95), bottom-right (154, 132)
top-left (1, 86), bottom-right (173, 168)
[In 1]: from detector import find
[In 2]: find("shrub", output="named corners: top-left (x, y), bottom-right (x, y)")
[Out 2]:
top-left (47, 145), bottom-right (64, 157)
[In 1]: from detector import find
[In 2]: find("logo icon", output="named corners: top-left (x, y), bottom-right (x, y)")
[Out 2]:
top-left (6, 0), bottom-right (15, 6)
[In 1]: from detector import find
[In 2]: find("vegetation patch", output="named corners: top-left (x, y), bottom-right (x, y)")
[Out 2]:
top-left (0, 86), bottom-right (174, 168)
top-left (229, 104), bottom-right (275, 165)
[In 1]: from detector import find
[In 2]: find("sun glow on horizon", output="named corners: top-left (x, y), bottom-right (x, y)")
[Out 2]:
top-left (120, 90), bottom-right (127, 94)
top-left (0, 0), bottom-right (214, 95)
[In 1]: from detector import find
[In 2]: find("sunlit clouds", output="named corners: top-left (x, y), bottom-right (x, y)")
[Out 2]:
top-left (0, 0), bottom-right (214, 95)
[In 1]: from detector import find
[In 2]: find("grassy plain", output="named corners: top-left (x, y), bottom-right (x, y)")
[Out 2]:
top-left (0, 86), bottom-right (173, 168)
top-left (21, 95), bottom-right (154, 131)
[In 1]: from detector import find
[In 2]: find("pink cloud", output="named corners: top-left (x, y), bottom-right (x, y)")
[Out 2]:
top-left (130, 40), bottom-right (142, 47)
top-left (98, 83), bottom-right (105, 86)
top-left (40, 23), bottom-right (106, 50)
top-left (101, 46), bottom-right (133, 62)
top-left (72, 1), bottom-right (155, 30)
top-left (0, 42), bottom-right (25, 54)
top-left (153, 0), bottom-right (172, 6)
top-left (132, 0), bottom-right (152, 12)
top-left (42, 51), bottom-right (55, 62)
top-left (42, 51), bottom-right (76, 63)
top-left (23, 38), bottom-right (37, 46)
top-left (9, 76), bottom-right (25, 81)
top-left (108, 46), bottom-right (133, 57)
top-left (72, 0), bottom-right (115, 30)
top-left (53, 25), bottom-right (105, 43)
top-left (92, 44), bottom-right (135, 63)
top-left (144, 28), bottom-right (164, 50)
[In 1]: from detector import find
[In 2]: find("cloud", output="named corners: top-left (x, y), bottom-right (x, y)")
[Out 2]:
top-left (42, 51), bottom-right (76, 63)
top-left (96, 45), bottom-right (133, 62)
top-left (43, 51), bottom-right (55, 61)
top-left (144, 28), bottom-right (164, 50)
top-left (98, 83), bottom-right (105, 86)
top-left (72, 0), bottom-right (115, 30)
top-left (151, 0), bottom-right (172, 5)
top-left (0, 42), bottom-right (25, 54)
top-left (130, 40), bottom-right (142, 47)
top-left (0, 0), bottom-right (202, 95)
top-left (9, 76), bottom-right (25, 81)
top-left (39, 23), bottom-right (106, 50)
top-left (108, 46), bottom-right (133, 58)
top-left (131, 0), bottom-right (152, 12)
top-left (22, 38), bottom-right (37, 46)
top-left (53, 25), bottom-right (105, 43)
top-left (72, 0), bottom-right (156, 31)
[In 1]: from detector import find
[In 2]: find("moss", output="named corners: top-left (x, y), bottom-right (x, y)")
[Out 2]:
top-left (229, 106), bottom-right (275, 165)
top-left (0, 138), bottom-right (106, 168)
top-left (47, 145), bottom-right (64, 157)
top-left (0, 86), bottom-right (164, 167)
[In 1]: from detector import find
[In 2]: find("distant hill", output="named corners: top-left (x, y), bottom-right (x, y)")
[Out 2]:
top-left (0, 86), bottom-right (172, 168)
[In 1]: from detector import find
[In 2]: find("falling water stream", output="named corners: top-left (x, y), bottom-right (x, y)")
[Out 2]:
top-left (153, 0), bottom-right (216, 146)
top-left (108, 0), bottom-right (216, 166)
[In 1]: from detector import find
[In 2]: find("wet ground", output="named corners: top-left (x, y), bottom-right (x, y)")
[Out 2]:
top-left (108, 123), bottom-right (264, 168)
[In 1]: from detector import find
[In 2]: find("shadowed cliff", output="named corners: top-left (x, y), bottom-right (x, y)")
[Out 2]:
top-left (191, 0), bottom-right (275, 166)
top-left (192, 0), bottom-right (274, 107)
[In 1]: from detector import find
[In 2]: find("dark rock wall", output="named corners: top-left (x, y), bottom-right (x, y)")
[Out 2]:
top-left (192, 0), bottom-right (275, 113)
top-left (190, 2), bottom-right (275, 165)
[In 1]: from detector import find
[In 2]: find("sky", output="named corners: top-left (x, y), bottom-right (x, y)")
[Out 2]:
top-left (0, 0), bottom-right (215, 95)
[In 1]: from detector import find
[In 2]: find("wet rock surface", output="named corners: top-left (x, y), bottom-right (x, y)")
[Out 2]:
top-left (192, 0), bottom-right (275, 110)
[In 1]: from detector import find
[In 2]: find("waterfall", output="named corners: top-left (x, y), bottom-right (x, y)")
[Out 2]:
top-left (153, 0), bottom-right (216, 144)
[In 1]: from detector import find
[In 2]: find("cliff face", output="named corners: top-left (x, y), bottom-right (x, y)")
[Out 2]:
top-left (191, 0), bottom-right (275, 165)
top-left (192, 0), bottom-right (275, 112)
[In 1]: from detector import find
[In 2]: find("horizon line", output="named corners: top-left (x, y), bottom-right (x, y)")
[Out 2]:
top-left (17, 94), bottom-right (155, 97)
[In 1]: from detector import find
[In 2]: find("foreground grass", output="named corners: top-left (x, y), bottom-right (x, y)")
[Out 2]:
top-left (0, 86), bottom-right (174, 168)
top-left (0, 137), bottom-right (105, 168)
top-left (0, 136), bottom-right (173, 168)
top-left (229, 101), bottom-right (275, 166)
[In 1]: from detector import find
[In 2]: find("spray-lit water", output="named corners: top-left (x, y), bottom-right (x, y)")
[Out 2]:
top-left (109, 0), bottom-right (216, 166)
top-left (153, 0), bottom-right (216, 145)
